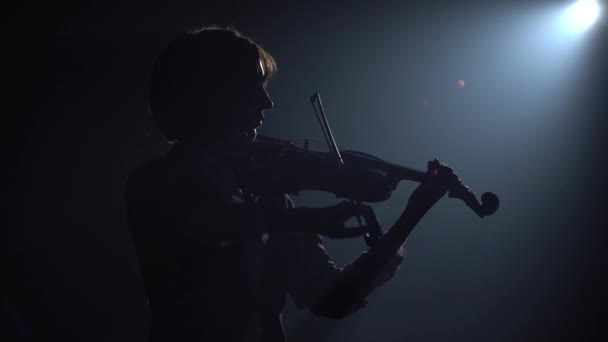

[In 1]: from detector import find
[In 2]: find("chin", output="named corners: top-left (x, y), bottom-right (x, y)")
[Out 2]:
top-left (243, 128), bottom-right (257, 143)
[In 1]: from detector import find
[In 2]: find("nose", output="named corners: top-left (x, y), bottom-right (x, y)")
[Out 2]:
top-left (260, 88), bottom-right (273, 111)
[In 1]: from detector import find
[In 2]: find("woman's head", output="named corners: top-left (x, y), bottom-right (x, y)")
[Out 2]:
top-left (148, 27), bottom-right (276, 144)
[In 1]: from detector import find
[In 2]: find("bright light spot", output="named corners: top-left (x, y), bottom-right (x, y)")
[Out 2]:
top-left (563, 0), bottom-right (601, 32)
top-left (456, 79), bottom-right (466, 88)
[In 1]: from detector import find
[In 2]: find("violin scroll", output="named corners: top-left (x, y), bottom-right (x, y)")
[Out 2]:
top-left (480, 192), bottom-right (500, 217)
top-left (448, 182), bottom-right (499, 218)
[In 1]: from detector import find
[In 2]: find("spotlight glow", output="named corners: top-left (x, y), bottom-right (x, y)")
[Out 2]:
top-left (563, 0), bottom-right (601, 32)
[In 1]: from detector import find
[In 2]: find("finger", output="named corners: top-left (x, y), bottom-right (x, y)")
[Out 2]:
top-left (334, 201), bottom-right (367, 219)
top-left (428, 159), bottom-right (440, 168)
top-left (351, 205), bottom-right (378, 224)
top-left (435, 162), bottom-right (453, 174)
top-left (445, 172), bottom-right (460, 185)
top-left (350, 202), bottom-right (373, 215)
top-left (333, 200), bottom-right (356, 212)
top-left (353, 204), bottom-right (377, 224)
top-left (428, 159), bottom-right (446, 176)
top-left (364, 211), bottom-right (381, 229)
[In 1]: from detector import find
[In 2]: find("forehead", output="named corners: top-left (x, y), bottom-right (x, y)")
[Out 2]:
top-left (221, 56), bottom-right (264, 86)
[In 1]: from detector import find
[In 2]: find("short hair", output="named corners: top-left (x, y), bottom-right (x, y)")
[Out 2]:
top-left (147, 26), bottom-right (277, 143)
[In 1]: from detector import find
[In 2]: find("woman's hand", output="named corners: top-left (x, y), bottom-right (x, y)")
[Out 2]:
top-left (408, 159), bottom-right (460, 208)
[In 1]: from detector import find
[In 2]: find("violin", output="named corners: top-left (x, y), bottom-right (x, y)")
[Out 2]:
top-left (238, 134), bottom-right (499, 219)
top-left (235, 92), bottom-right (499, 246)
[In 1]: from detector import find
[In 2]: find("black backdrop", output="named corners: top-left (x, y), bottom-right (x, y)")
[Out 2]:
top-left (8, 1), bottom-right (608, 341)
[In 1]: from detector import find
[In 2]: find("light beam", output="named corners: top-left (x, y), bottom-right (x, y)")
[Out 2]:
top-left (562, 0), bottom-right (601, 32)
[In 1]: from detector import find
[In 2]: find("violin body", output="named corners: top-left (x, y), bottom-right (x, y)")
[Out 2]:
top-left (237, 135), bottom-right (396, 202)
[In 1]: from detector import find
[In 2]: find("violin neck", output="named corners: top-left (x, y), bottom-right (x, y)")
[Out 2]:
top-left (391, 165), bottom-right (427, 183)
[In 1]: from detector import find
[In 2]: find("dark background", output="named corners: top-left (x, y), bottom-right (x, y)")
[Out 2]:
top-left (8, 0), bottom-right (608, 341)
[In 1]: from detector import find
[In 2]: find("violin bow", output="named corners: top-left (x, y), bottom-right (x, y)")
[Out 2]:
top-left (310, 92), bottom-right (383, 247)
top-left (310, 92), bottom-right (344, 165)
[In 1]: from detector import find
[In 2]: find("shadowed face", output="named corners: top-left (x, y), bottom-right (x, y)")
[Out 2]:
top-left (232, 59), bottom-right (274, 144)
top-left (203, 58), bottom-right (274, 147)
top-left (149, 28), bottom-right (277, 146)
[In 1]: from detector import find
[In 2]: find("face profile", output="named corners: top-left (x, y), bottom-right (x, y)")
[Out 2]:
top-left (219, 61), bottom-right (274, 145)
top-left (147, 27), bottom-right (277, 147)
